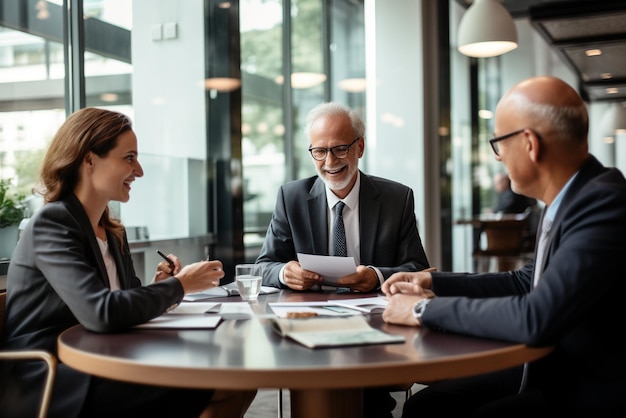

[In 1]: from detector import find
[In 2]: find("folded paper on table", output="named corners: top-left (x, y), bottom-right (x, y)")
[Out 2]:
top-left (167, 301), bottom-right (221, 314)
top-left (269, 301), bottom-right (364, 318)
top-left (135, 314), bottom-right (222, 329)
top-left (212, 302), bottom-right (255, 320)
top-left (271, 315), bottom-right (405, 348)
top-left (297, 253), bottom-right (357, 285)
top-left (330, 296), bottom-right (389, 313)
top-left (183, 282), bottom-right (280, 301)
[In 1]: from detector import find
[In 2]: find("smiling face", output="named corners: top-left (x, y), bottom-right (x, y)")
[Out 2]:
top-left (309, 113), bottom-right (364, 198)
top-left (89, 129), bottom-right (143, 204)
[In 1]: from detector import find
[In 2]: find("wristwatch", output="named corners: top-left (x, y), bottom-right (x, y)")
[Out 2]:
top-left (412, 299), bottom-right (431, 321)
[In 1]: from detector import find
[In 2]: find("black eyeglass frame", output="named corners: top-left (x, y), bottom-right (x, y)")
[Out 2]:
top-left (488, 129), bottom-right (526, 156)
top-left (308, 137), bottom-right (362, 161)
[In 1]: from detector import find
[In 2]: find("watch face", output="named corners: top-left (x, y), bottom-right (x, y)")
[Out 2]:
top-left (413, 299), bottom-right (429, 319)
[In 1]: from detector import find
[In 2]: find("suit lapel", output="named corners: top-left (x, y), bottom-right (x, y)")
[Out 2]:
top-left (535, 155), bottom-right (606, 280)
top-left (358, 173), bottom-right (381, 262)
top-left (67, 195), bottom-right (110, 288)
top-left (308, 178), bottom-right (330, 254)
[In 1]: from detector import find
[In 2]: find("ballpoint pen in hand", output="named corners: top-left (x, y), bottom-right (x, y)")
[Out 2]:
top-left (156, 250), bottom-right (175, 276)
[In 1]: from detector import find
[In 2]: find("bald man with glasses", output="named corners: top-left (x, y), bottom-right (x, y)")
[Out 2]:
top-left (382, 76), bottom-right (626, 416)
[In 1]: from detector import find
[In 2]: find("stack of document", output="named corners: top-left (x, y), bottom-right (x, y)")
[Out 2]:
top-left (271, 315), bottom-right (404, 348)
top-left (183, 282), bottom-right (280, 301)
top-left (268, 296), bottom-right (388, 318)
top-left (134, 301), bottom-right (255, 329)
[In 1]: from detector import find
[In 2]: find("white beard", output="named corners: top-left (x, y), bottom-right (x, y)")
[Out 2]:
top-left (316, 163), bottom-right (358, 191)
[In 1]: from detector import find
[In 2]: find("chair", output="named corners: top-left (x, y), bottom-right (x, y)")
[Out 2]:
top-left (471, 214), bottom-right (532, 272)
top-left (0, 291), bottom-right (57, 418)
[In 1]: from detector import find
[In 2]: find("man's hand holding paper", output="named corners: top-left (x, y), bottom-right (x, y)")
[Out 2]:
top-left (295, 253), bottom-right (358, 287)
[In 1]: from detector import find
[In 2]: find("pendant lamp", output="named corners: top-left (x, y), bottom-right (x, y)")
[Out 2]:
top-left (457, 0), bottom-right (518, 58)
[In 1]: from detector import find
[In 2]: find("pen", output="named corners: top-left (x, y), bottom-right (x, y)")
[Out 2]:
top-left (421, 267), bottom-right (437, 273)
top-left (156, 250), bottom-right (175, 275)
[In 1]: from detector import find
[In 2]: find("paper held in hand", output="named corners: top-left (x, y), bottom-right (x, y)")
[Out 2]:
top-left (297, 253), bottom-right (357, 285)
top-left (271, 315), bottom-right (405, 349)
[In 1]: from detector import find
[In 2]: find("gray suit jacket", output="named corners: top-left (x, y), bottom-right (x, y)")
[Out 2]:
top-left (0, 194), bottom-right (184, 418)
top-left (256, 171), bottom-right (430, 288)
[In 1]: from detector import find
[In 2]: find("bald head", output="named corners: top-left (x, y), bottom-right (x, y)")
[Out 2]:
top-left (503, 76), bottom-right (583, 108)
top-left (494, 76), bottom-right (590, 206)
top-left (497, 76), bottom-right (588, 145)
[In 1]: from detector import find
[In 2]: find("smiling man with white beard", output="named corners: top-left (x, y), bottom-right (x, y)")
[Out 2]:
top-left (257, 101), bottom-right (430, 294)
top-left (255, 101), bottom-right (430, 418)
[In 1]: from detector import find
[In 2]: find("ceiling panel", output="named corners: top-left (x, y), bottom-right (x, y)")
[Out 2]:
top-left (456, 0), bottom-right (626, 103)
top-left (529, 0), bottom-right (626, 102)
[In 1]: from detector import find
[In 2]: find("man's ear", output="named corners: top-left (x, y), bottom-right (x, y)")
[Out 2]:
top-left (357, 137), bottom-right (365, 158)
top-left (527, 131), bottom-right (541, 163)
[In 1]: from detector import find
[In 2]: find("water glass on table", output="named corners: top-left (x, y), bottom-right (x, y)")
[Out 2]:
top-left (235, 264), bottom-right (263, 302)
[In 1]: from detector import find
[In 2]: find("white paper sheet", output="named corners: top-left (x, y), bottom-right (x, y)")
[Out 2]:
top-left (269, 301), bottom-right (363, 318)
top-left (134, 314), bottom-right (222, 329)
top-left (297, 253), bottom-right (357, 285)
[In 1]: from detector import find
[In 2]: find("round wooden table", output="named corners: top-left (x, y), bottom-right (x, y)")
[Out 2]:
top-left (58, 290), bottom-right (553, 418)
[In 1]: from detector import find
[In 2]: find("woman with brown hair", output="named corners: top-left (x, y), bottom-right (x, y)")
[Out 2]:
top-left (0, 107), bottom-right (255, 418)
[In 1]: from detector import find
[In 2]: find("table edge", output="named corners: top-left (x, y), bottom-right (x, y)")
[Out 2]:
top-left (58, 325), bottom-right (553, 390)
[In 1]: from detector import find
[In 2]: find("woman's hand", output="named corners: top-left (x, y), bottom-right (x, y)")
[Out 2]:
top-left (154, 253), bottom-right (182, 282)
top-left (175, 260), bottom-right (225, 294)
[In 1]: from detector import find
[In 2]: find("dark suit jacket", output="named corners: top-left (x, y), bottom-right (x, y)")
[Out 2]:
top-left (494, 187), bottom-right (535, 214)
top-left (423, 155), bottom-right (626, 412)
top-left (256, 171), bottom-right (430, 288)
top-left (0, 194), bottom-right (184, 418)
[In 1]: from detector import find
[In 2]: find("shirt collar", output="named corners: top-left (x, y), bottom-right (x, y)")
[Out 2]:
top-left (546, 171), bottom-right (579, 221)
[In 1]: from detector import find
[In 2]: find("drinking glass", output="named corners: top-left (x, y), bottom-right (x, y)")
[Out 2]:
top-left (235, 264), bottom-right (263, 302)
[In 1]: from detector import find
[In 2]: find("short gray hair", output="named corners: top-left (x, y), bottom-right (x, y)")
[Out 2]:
top-left (304, 102), bottom-right (366, 141)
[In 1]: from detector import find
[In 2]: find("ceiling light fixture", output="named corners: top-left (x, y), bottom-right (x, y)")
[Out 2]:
top-left (338, 78), bottom-right (367, 93)
top-left (457, 0), bottom-right (518, 58)
top-left (274, 73), bottom-right (327, 89)
top-left (204, 77), bottom-right (241, 92)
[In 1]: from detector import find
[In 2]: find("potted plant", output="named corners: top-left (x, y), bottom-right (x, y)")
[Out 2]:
top-left (0, 178), bottom-right (25, 259)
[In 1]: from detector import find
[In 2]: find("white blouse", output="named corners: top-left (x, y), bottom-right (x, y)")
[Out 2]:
top-left (96, 236), bottom-right (121, 291)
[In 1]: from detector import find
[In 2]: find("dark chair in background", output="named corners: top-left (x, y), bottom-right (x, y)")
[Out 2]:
top-left (471, 212), bottom-right (534, 272)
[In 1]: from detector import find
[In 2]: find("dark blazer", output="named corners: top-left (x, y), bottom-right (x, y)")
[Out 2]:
top-left (0, 194), bottom-right (184, 418)
top-left (256, 171), bottom-right (430, 288)
top-left (494, 187), bottom-right (535, 214)
top-left (423, 155), bottom-right (626, 412)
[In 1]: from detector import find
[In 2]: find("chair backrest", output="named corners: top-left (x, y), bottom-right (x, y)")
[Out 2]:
top-left (473, 218), bottom-right (528, 255)
top-left (0, 290), bottom-right (58, 418)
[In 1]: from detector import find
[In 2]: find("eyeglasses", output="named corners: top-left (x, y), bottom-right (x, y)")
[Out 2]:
top-left (308, 137), bottom-right (361, 161)
top-left (488, 129), bottom-right (526, 156)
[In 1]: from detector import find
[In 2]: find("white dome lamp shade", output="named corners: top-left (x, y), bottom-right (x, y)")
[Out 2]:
top-left (458, 0), bottom-right (518, 58)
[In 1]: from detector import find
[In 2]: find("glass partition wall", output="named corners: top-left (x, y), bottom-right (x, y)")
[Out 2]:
top-left (0, 0), bottom-right (366, 281)
top-left (2, 0), bottom-right (597, 279)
